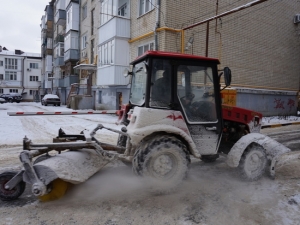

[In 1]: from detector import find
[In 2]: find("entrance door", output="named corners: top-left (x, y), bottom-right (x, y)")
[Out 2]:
top-left (116, 92), bottom-right (122, 110)
top-left (176, 64), bottom-right (222, 155)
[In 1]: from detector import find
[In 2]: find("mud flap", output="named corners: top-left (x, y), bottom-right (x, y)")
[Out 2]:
top-left (226, 133), bottom-right (298, 179)
top-left (270, 151), bottom-right (300, 179)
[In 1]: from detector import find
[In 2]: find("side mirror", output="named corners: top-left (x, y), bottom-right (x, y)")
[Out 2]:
top-left (223, 67), bottom-right (231, 86)
top-left (123, 68), bottom-right (132, 77)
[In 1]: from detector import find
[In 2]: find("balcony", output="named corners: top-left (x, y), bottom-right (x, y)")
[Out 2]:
top-left (99, 17), bottom-right (130, 44)
top-left (0, 81), bottom-right (22, 87)
top-left (45, 5), bottom-right (54, 22)
top-left (54, 34), bottom-right (64, 44)
top-left (64, 49), bottom-right (79, 62)
top-left (54, 57), bottom-right (64, 66)
top-left (58, 75), bottom-right (79, 87)
top-left (55, 9), bottom-right (66, 26)
top-left (97, 65), bottom-right (130, 86)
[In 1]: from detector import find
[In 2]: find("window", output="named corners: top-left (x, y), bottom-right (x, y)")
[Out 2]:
top-left (130, 62), bottom-right (147, 106)
top-left (150, 59), bottom-right (172, 108)
top-left (0, 74), bottom-right (3, 80)
top-left (99, 40), bottom-right (115, 66)
top-left (5, 58), bottom-right (18, 69)
top-left (0, 89), bottom-right (3, 94)
top-left (82, 4), bottom-right (87, 20)
top-left (139, 0), bottom-right (154, 16)
top-left (82, 35), bottom-right (87, 49)
top-left (138, 42), bottom-right (154, 56)
top-left (98, 91), bottom-right (102, 103)
top-left (177, 65), bottom-right (217, 123)
top-left (101, 0), bottom-right (114, 25)
top-left (10, 89), bottom-right (18, 93)
top-left (5, 71), bottom-right (17, 80)
top-left (29, 90), bottom-right (38, 95)
top-left (29, 63), bottom-right (38, 69)
top-left (91, 39), bottom-right (94, 64)
top-left (118, 3), bottom-right (127, 17)
top-left (30, 76), bottom-right (39, 81)
top-left (91, 9), bottom-right (95, 35)
top-left (67, 10), bottom-right (70, 24)
top-left (0, 61), bottom-right (3, 66)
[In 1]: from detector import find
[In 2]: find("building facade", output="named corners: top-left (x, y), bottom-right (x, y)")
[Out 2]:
top-left (129, 0), bottom-right (300, 116)
top-left (39, 0), bottom-right (300, 115)
top-left (0, 48), bottom-right (42, 102)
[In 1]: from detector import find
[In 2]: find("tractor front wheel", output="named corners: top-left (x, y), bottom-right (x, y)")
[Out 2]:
top-left (0, 172), bottom-right (26, 201)
top-left (238, 144), bottom-right (267, 181)
top-left (133, 135), bottom-right (190, 192)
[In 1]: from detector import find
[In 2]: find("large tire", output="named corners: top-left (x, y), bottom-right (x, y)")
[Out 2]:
top-left (238, 144), bottom-right (267, 181)
top-left (0, 172), bottom-right (26, 201)
top-left (133, 135), bottom-right (190, 192)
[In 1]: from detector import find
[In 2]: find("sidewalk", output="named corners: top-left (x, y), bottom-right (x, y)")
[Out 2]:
top-left (261, 115), bottom-right (300, 129)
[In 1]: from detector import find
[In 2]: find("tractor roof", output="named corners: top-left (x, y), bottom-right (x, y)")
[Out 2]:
top-left (131, 51), bottom-right (220, 65)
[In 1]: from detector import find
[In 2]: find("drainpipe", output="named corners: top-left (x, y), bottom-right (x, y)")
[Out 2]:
top-left (154, 0), bottom-right (161, 51)
top-left (21, 56), bottom-right (26, 94)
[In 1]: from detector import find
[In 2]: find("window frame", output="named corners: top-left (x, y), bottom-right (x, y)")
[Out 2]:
top-left (29, 63), bottom-right (39, 69)
top-left (29, 76), bottom-right (39, 82)
top-left (9, 89), bottom-right (18, 93)
top-left (138, 0), bottom-right (155, 17)
top-left (5, 58), bottom-right (18, 70)
top-left (99, 39), bottom-right (115, 66)
top-left (137, 42), bottom-right (154, 56)
top-left (82, 35), bottom-right (87, 49)
top-left (82, 3), bottom-right (87, 20)
top-left (5, 71), bottom-right (17, 80)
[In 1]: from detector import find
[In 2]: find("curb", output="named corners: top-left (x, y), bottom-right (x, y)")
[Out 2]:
top-left (261, 121), bottom-right (300, 129)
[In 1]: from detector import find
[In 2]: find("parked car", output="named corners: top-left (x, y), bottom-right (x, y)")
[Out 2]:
top-left (41, 94), bottom-right (61, 106)
top-left (0, 93), bottom-right (22, 103)
top-left (0, 97), bottom-right (6, 104)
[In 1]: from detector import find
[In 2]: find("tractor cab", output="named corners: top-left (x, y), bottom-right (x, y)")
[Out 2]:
top-left (125, 51), bottom-right (231, 156)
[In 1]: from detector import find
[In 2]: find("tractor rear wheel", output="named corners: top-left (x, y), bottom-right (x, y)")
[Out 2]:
top-left (238, 144), bottom-right (267, 181)
top-left (133, 135), bottom-right (190, 192)
top-left (0, 172), bottom-right (26, 201)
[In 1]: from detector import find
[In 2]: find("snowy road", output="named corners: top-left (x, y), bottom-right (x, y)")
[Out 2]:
top-left (0, 103), bottom-right (300, 225)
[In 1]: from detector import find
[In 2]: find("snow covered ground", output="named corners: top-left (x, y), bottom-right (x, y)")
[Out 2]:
top-left (0, 102), bottom-right (300, 225)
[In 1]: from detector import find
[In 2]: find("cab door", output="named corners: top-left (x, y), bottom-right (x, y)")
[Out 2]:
top-left (176, 64), bottom-right (222, 155)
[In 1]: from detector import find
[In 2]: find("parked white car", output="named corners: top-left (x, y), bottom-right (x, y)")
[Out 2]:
top-left (41, 94), bottom-right (61, 106)
top-left (0, 97), bottom-right (6, 104)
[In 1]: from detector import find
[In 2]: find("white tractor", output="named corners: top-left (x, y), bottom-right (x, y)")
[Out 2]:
top-left (0, 51), bottom-right (298, 201)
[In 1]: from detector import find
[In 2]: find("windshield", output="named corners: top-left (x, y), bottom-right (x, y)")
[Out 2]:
top-left (177, 65), bottom-right (217, 123)
top-left (129, 62), bottom-right (147, 106)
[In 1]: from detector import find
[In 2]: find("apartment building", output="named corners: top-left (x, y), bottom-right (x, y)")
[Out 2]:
top-left (0, 47), bottom-right (42, 101)
top-left (129, 0), bottom-right (300, 116)
top-left (39, 0), bottom-right (300, 114)
top-left (96, 0), bottom-right (131, 110)
top-left (41, 0), bottom-right (81, 105)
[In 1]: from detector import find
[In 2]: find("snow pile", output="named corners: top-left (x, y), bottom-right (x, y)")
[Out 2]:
top-left (262, 115), bottom-right (300, 125)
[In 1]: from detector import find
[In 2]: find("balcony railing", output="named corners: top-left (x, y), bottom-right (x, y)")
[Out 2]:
top-left (58, 75), bottom-right (79, 87)
top-left (54, 35), bottom-right (64, 45)
top-left (0, 81), bottom-right (22, 87)
top-left (99, 17), bottom-right (130, 44)
top-left (54, 57), bottom-right (64, 66)
top-left (64, 49), bottom-right (79, 62)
